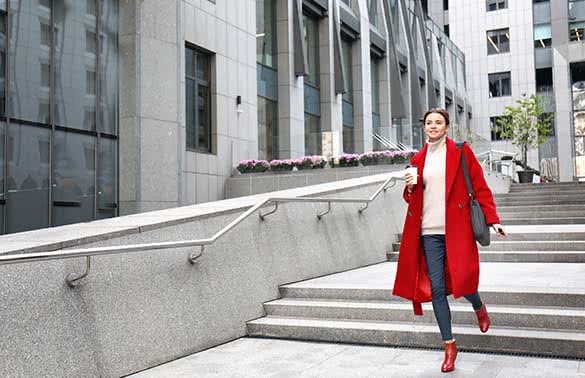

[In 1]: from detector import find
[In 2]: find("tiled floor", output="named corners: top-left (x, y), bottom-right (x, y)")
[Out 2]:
top-left (129, 338), bottom-right (585, 378)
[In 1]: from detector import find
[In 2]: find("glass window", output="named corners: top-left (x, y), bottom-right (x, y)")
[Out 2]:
top-left (257, 64), bottom-right (278, 101)
top-left (97, 137), bottom-right (116, 219)
top-left (52, 131), bottom-right (96, 226)
top-left (342, 39), bottom-right (353, 104)
top-left (256, 0), bottom-right (277, 69)
top-left (99, 0), bottom-right (118, 135)
top-left (304, 113), bottom-right (321, 156)
top-left (443, 0), bottom-right (448, 11)
top-left (0, 11), bottom-right (5, 117)
top-left (570, 21), bottom-right (585, 42)
top-left (186, 45), bottom-right (212, 153)
top-left (53, 0), bottom-right (98, 131)
top-left (10, 0), bottom-right (51, 124)
top-left (534, 23), bottom-right (551, 48)
top-left (86, 29), bottom-right (97, 54)
top-left (368, 0), bottom-right (380, 28)
top-left (303, 15), bottom-right (320, 88)
top-left (486, 0), bottom-right (507, 11)
top-left (371, 57), bottom-right (380, 115)
top-left (0, 122), bottom-right (4, 233)
top-left (487, 28), bottom-right (510, 55)
top-left (343, 125), bottom-right (354, 153)
top-left (536, 67), bottom-right (553, 92)
top-left (6, 124), bottom-right (50, 233)
top-left (257, 97), bottom-right (278, 161)
top-left (489, 71), bottom-right (511, 97)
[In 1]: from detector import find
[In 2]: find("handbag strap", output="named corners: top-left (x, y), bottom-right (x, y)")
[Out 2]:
top-left (456, 141), bottom-right (474, 198)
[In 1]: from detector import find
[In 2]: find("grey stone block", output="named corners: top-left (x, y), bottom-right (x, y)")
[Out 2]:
top-left (251, 176), bottom-right (278, 195)
top-left (246, 317), bottom-right (585, 358)
top-left (225, 177), bottom-right (252, 199)
top-left (277, 174), bottom-right (308, 191)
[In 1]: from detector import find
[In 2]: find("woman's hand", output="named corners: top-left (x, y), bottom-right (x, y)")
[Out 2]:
top-left (492, 223), bottom-right (506, 237)
top-left (404, 172), bottom-right (416, 193)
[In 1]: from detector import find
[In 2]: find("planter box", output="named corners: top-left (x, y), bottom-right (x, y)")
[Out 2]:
top-left (226, 164), bottom-right (405, 199)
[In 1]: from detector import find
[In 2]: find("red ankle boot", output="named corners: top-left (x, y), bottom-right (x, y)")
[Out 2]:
top-left (475, 304), bottom-right (490, 333)
top-left (441, 341), bottom-right (457, 373)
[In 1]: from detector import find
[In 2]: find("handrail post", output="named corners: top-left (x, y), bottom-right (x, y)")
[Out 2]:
top-left (259, 201), bottom-right (278, 220)
top-left (66, 256), bottom-right (91, 287)
top-left (189, 246), bottom-right (204, 264)
top-left (316, 201), bottom-right (332, 219)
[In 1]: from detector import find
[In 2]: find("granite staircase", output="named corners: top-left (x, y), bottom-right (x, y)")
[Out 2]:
top-left (247, 183), bottom-right (585, 359)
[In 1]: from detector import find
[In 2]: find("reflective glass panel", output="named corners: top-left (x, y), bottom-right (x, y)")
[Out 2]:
top-left (99, 0), bottom-right (118, 135)
top-left (256, 0), bottom-right (277, 68)
top-left (257, 97), bottom-right (278, 161)
top-left (54, 0), bottom-right (98, 131)
top-left (9, 0), bottom-right (51, 123)
top-left (6, 124), bottom-right (50, 233)
top-left (97, 137), bottom-right (116, 219)
top-left (52, 131), bottom-right (96, 226)
top-left (304, 113), bottom-right (321, 155)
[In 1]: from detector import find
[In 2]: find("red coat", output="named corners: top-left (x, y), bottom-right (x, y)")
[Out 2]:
top-left (392, 138), bottom-right (500, 315)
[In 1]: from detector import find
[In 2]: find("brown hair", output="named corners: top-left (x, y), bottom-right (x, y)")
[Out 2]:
top-left (422, 108), bottom-right (450, 126)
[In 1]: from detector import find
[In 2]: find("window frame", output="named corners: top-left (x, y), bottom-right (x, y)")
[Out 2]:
top-left (486, 28), bottom-right (510, 55)
top-left (185, 44), bottom-right (213, 154)
top-left (486, 0), bottom-right (507, 12)
top-left (488, 71), bottom-right (512, 98)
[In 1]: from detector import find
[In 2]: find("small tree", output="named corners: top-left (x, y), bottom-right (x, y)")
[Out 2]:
top-left (497, 94), bottom-right (553, 170)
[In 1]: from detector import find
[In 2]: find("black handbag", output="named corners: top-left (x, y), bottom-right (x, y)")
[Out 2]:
top-left (456, 142), bottom-right (491, 246)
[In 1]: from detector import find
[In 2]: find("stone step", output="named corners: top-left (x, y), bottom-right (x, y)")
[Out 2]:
top-left (494, 190), bottom-right (585, 198)
top-left (387, 250), bottom-right (585, 263)
top-left (508, 188), bottom-right (585, 195)
top-left (479, 240), bottom-right (585, 251)
top-left (510, 182), bottom-right (585, 189)
top-left (499, 210), bottom-right (585, 219)
top-left (279, 286), bottom-right (585, 308)
top-left (263, 299), bottom-right (585, 331)
top-left (495, 198), bottom-right (585, 207)
top-left (502, 217), bottom-right (585, 225)
top-left (497, 204), bottom-right (585, 212)
top-left (247, 317), bottom-right (585, 359)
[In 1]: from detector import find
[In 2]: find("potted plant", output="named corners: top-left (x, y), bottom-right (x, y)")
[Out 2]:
top-left (297, 156), bottom-right (327, 170)
top-left (338, 153), bottom-right (360, 167)
top-left (497, 94), bottom-right (553, 183)
top-left (269, 159), bottom-right (295, 172)
top-left (236, 159), bottom-right (270, 174)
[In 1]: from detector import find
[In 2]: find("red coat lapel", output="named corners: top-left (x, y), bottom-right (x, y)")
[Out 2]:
top-left (415, 144), bottom-right (428, 180)
top-left (445, 138), bottom-right (462, 201)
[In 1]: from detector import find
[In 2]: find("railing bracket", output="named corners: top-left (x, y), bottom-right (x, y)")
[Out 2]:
top-left (259, 202), bottom-right (278, 220)
top-left (66, 256), bottom-right (91, 288)
top-left (317, 201), bottom-right (332, 219)
top-left (189, 246), bottom-right (204, 264)
top-left (358, 202), bottom-right (369, 213)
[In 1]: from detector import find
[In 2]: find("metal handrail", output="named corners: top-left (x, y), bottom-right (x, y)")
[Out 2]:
top-left (0, 174), bottom-right (402, 287)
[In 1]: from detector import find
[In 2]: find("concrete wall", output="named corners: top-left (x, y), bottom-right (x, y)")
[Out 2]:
top-left (0, 173), bottom-right (407, 378)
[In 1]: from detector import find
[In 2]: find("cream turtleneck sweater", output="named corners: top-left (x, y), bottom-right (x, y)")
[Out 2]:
top-left (421, 134), bottom-right (447, 235)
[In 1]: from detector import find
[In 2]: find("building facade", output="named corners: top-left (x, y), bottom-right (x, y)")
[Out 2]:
top-left (0, 0), bottom-right (471, 235)
top-left (429, 0), bottom-right (585, 182)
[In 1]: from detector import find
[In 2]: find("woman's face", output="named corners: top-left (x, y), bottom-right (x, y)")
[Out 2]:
top-left (424, 112), bottom-right (449, 142)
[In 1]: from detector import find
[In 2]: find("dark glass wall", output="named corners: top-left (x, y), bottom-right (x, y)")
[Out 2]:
top-left (1, 0), bottom-right (118, 234)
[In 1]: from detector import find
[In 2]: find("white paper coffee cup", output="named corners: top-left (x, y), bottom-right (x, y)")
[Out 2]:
top-left (405, 166), bottom-right (417, 185)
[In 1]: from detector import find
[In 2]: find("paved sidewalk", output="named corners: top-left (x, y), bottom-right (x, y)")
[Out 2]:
top-left (130, 337), bottom-right (585, 378)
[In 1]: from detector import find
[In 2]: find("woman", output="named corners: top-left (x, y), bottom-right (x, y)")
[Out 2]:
top-left (392, 108), bottom-right (506, 373)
